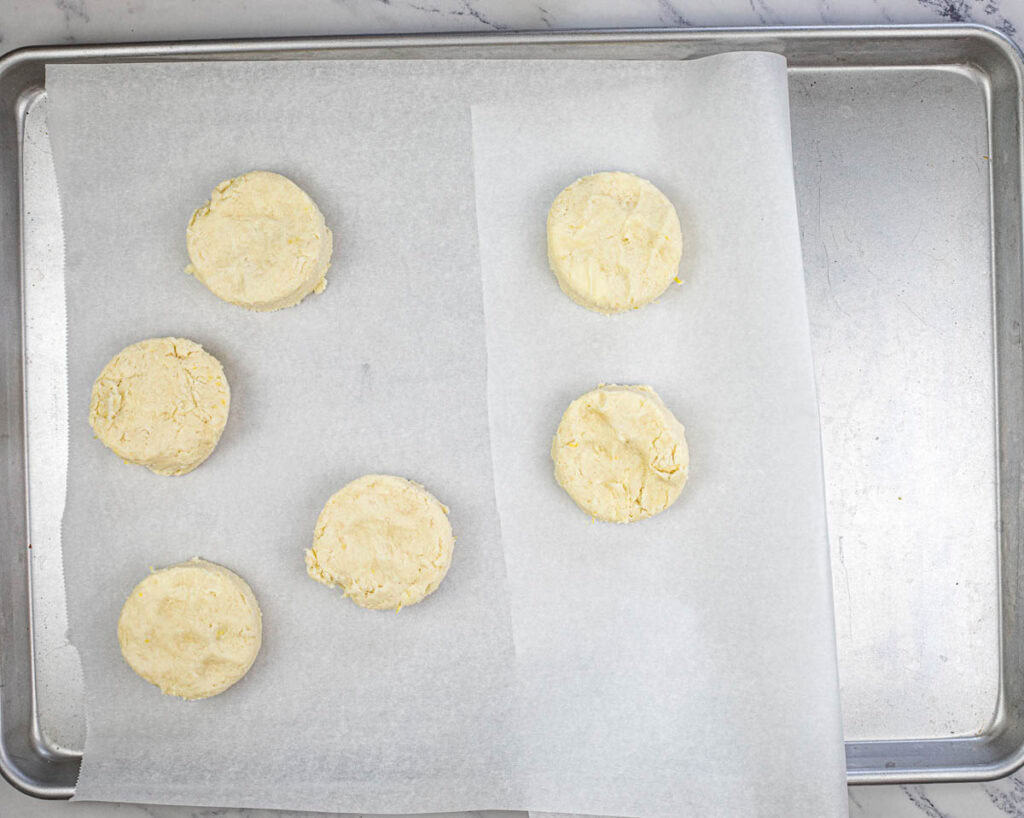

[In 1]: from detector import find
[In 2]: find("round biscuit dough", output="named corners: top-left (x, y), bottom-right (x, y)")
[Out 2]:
top-left (547, 172), bottom-right (683, 314)
top-left (186, 170), bottom-right (333, 311)
top-left (89, 337), bottom-right (230, 476)
top-left (117, 558), bottom-right (262, 700)
top-left (306, 474), bottom-right (455, 611)
top-left (552, 384), bottom-right (689, 523)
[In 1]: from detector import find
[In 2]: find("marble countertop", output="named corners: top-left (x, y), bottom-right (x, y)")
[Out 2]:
top-left (2, 0), bottom-right (1023, 816)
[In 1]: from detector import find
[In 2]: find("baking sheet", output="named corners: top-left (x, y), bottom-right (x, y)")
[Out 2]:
top-left (45, 54), bottom-right (846, 816)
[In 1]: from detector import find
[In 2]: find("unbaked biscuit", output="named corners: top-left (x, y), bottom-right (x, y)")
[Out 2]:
top-left (552, 384), bottom-right (689, 522)
top-left (547, 172), bottom-right (682, 313)
top-left (117, 558), bottom-right (262, 700)
top-left (186, 170), bottom-right (333, 311)
top-left (306, 474), bottom-right (455, 611)
top-left (89, 337), bottom-right (229, 476)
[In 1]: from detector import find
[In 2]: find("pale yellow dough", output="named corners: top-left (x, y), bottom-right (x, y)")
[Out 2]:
top-left (552, 385), bottom-right (689, 523)
top-left (306, 474), bottom-right (455, 611)
top-left (547, 171), bottom-right (683, 314)
top-left (89, 337), bottom-right (230, 476)
top-left (117, 558), bottom-right (262, 700)
top-left (186, 170), bottom-right (333, 311)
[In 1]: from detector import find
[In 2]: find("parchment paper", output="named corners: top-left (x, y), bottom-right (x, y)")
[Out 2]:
top-left (472, 63), bottom-right (847, 816)
top-left (46, 54), bottom-right (846, 817)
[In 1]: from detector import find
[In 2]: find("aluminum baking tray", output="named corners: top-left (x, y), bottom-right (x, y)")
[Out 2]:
top-left (1, 24), bottom-right (1021, 799)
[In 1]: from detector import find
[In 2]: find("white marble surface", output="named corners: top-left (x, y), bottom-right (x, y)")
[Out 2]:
top-left (2, 0), bottom-right (1024, 816)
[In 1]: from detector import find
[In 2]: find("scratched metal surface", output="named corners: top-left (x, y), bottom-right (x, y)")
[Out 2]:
top-left (23, 91), bottom-right (85, 757)
top-left (791, 65), bottom-right (1000, 742)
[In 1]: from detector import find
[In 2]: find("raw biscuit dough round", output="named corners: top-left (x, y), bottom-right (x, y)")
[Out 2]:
top-left (306, 474), bottom-right (455, 611)
top-left (186, 170), bottom-right (333, 311)
top-left (89, 337), bottom-right (230, 476)
top-left (552, 384), bottom-right (689, 523)
top-left (547, 171), bottom-right (683, 314)
top-left (117, 558), bottom-right (262, 700)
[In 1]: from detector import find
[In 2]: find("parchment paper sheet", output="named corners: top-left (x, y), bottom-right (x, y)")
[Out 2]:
top-left (472, 59), bottom-right (847, 817)
top-left (46, 54), bottom-right (847, 817)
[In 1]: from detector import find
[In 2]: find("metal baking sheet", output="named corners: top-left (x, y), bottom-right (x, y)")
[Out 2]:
top-left (1, 24), bottom-right (1021, 799)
